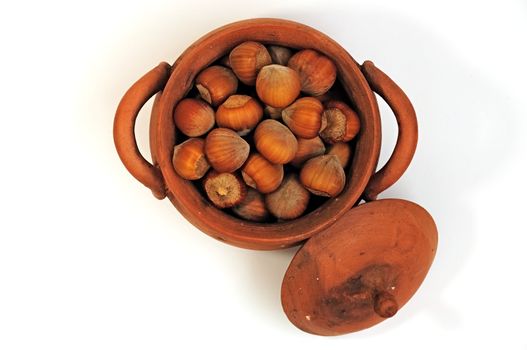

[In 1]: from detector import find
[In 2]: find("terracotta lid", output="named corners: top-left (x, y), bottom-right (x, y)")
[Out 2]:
top-left (281, 199), bottom-right (438, 335)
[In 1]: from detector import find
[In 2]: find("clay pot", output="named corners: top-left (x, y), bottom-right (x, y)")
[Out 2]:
top-left (113, 18), bottom-right (418, 250)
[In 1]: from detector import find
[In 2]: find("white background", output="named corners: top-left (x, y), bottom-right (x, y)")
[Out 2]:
top-left (1, 0), bottom-right (526, 349)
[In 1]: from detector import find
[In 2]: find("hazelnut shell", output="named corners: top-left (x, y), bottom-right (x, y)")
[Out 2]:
top-left (265, 174), bottom-right (310, 220)
top-left (320, 100), bottom-right (361, 143)
top-left (232, 189), bottom-right (269, 222)
top-left (195, 65), bottom-right (238, 107)
top-left (264, 105), bottom-right (283, 120)
top-left (326, 142), bottom-right (353, 168)
top-left (204, 128), bottom-right (250, 172)
top-left (216, 95), bottom-right (263, 135)
top-left (254, 119), bottom-right (298, 164)
top-left (173, 98), bottom-right (215, 137)
top-left (267, 45), bottom-right (293, 65)
top-left (229, 41), bottom-right (272, 85)
top-left (241, 153), bottom-right (284, 194)
top-left (172, 138), bottom-right (210, 180)
top-left (291, 136), bottom-right (326, 168)
top-left (288, 49), bottom-right (337, 96)
top-left (300, 154), bottom-right (346, 197)
top-left (256, 64), bottom-right (301, 108)
top-left (281, 97), bottom-right (324, 138)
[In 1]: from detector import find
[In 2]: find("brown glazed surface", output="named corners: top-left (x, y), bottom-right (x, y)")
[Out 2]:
top-left (114, 18), bottom-right (419, 250)
top-left (281, 199), bottom-right (438, 335)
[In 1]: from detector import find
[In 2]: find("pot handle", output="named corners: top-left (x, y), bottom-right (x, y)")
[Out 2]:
top-left (361, 61), bottom-right (418, 201)
top-left (113, 62), bottom-right (171, 199)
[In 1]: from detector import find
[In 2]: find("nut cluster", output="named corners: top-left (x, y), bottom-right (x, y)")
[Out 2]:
top-left (171, 41), bottom-right (361, 222)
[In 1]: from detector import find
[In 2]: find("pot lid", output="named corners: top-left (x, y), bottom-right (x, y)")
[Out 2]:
top-left (281, 199), bottom-right (438, 336)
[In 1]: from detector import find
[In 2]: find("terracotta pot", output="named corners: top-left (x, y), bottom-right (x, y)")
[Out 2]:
top-left (113, 18), bottom-right (418, 250)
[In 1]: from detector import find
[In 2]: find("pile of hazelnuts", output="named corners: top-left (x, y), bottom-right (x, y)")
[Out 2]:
top-left (172, 42), bottom-right (360, 222)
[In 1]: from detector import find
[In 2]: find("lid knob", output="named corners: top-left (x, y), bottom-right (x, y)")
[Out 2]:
top-left (373, 291), bottom-right (398, 318)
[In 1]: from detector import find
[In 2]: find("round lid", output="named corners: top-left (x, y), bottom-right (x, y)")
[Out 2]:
top-left (281, 199), bottom-right (438, 335)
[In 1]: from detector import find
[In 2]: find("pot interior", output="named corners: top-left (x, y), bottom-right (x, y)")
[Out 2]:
top-left (155, 18), bottom-right (381, 250)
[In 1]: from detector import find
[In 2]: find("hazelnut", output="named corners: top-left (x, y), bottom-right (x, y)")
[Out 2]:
top-left (203, 171), bottom-right (247, 208)
top-left (320, 100), bottom-right (360, 144)
top-left (264, 105), bottom-right (283, 120)
top-left (326, 142), bottom-right (352, 168)
top-left (288, 49), bottom-right (337, 96)
top-left (265, 174), bottom-right (310, 220)
top-left (204, 128), bottom-right (250, 172)
top-left (172, 138), bottom-right (210, 180)
top-left (232, 189), bottom-right (269, 222)
top-left (254, 119), bottom-right (298, 164)
top-left (255, 64), bottom-right (301, 108)
top-left (241, 153), bottom-right (284, 194)
top-left (195, 65), bottom-right (238, 107)
top-left (291, 136), bottom-right (326, 168)
top-left (267, 45), bottom-right (293, 65)
top-left (229, 41), bottom-right (272, 85)
top-left (281, 97), bottom-right (323, 138)
top-left (300, 155), bottom-right (345, 197)
top-left (173, 98), bottom-right (215, 137)
top-left (216, 95), bottom-right (263, 136)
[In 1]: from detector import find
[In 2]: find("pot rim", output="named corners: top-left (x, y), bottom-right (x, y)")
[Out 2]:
top-left (155, 18), bottom-right (381, 250)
